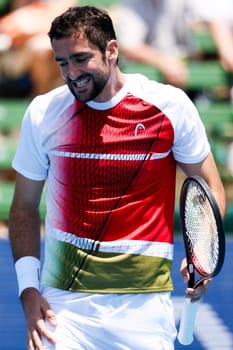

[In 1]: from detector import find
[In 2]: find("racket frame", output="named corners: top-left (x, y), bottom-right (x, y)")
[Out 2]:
top-left (180, 175), bottom-right (225, 288)
top-left (178, 175), bottom-right (225, 345)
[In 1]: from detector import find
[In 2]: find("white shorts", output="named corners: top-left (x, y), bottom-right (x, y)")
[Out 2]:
top-left (41, 286), bottom-right (177, 350)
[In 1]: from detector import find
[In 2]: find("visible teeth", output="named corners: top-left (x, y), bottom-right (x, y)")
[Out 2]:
top-left (76, 78), bottom-right (89, 87)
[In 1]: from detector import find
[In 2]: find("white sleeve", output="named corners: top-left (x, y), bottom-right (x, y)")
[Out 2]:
top-left (171, 90), bottom-right (210, 163)
top-left (12, 99), bottom-right (49, 180)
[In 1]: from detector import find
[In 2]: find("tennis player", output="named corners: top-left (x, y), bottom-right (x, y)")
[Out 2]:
top-left (9, 6), bottom-right (226, 350)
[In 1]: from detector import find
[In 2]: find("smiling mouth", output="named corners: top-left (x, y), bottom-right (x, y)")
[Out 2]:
top-left (73, 77), bottom-right (91, 88)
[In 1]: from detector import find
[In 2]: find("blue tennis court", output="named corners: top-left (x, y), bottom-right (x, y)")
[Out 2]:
top-left (0, 235), bottom-right (233, 350)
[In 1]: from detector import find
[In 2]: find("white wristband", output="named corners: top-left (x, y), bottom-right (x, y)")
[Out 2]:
top-left (15, 256), bottom-right (41, 297)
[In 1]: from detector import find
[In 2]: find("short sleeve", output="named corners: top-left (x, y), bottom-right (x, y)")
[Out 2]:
top-left (12, 99), bottom-right (49, 180)
top-left (171, 90), bottom-right (210, 163)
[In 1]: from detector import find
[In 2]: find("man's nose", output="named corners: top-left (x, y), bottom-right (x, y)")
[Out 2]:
top-left (66, 61), bottom-right (82, 80)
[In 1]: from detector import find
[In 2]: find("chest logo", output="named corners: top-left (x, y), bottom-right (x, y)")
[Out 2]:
top-left (134, 123), bottom-right (146, 136)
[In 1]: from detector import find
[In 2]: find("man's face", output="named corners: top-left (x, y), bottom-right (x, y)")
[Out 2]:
top-left (52, 33), bottom-right (111, 102)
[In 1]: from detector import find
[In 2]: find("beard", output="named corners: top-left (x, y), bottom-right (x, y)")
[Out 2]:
top-left (66, 69), bottom-right (110, 103)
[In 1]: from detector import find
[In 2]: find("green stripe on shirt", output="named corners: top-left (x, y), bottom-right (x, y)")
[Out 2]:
top-left (41, 235), bottom-right (173, 293)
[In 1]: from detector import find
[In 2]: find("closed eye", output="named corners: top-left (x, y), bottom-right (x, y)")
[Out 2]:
top-left (55, 53), bottom-right (93, 67)
top-left (71, 53), bottom-right (93, 64)
top-left (56, 59), bottom-right (68, 67)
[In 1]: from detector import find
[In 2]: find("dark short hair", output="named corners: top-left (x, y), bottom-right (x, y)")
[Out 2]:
top-left (48, 6), bottom-right (117, 56)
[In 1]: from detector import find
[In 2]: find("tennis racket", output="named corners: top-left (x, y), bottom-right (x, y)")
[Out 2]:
top-left (177, 175), bottom-right (225, 345)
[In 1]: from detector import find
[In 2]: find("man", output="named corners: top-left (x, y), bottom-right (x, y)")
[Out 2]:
top-left (189, 0), bottom-right (233, 74)
top-left (9, 6), bottom-right (226, 350)
top-left (116, 0), bottom-right (197, 88)
top-left (0, 0), bottom-right (75, 97)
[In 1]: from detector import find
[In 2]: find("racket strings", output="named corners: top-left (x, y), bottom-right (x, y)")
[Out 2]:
top-left (184, 185), bottom-right (219, 276)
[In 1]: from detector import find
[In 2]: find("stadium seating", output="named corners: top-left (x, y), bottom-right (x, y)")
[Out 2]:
top-left (0, 181), bottom-right (46, 221)
top-left (120, 59), bottom-right (232, 90)
top-left (0, 99), bottom-right (28, 131)
top-left (79, 0), bottom-right (119, 8)
top-left (191, 29), bottom-right (217, 55)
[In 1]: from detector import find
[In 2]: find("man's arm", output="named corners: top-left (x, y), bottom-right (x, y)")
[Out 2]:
top-left (178, 151), bottom-right (226, 218)
top-left (121, 43), bottom-right (188, 88)
top-left (9, 172), bottom-right (44, 261)
top-left (9, 173), bottom-right (57, 350)
top-left (208, 20), bottom-right (233, 73)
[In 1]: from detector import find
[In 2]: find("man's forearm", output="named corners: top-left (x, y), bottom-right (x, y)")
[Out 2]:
top-left (9, 206), bottom-right (41, 262)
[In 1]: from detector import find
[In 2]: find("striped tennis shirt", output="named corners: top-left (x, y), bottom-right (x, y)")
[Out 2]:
top-left (12, 73), bottom-right (210, 293)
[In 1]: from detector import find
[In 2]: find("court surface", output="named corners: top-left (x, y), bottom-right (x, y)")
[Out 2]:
top-left (0, 235), bottom-right (232, 350)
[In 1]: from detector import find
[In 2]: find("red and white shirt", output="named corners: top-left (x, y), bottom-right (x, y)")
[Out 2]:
top-left (13, 74), bottom-right (210, 293)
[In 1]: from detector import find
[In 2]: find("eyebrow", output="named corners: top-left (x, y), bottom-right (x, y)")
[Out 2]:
top-left (55, 52), bottom-right (93, 62)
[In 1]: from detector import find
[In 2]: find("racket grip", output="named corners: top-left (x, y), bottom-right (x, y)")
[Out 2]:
top-left (177, 298), bottom-right (198, 345)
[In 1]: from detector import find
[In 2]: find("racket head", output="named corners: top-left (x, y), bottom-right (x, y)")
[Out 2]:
top-left (180, 175), bottom-right (225, 284)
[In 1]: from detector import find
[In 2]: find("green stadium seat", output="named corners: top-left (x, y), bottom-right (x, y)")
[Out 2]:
top-left (79, 0), bottom-right (119, 8)
top-left (191, 30), bottom-right (217, 55)
top-left (0, 99), bottom-right (28, 132)
top-left (197, 102), bottom-right (233, 137)
top-left (187, 61), bottom-right (230, 89)
top-left (120, 59), bottom-right (161, 81)
top-left (0, 137), bottom-right (17, 169)
top-left (196, 102), bottom-right (233, 181)
top-left (0, 181), bottom-right (14, 221)
top-left (120, 59), bottom-right (232, 90)
top-left (0, 181), bottom-right (46, 221)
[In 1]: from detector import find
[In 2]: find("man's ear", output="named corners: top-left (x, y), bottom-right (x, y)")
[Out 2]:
top-left (107, 39), bottom-right (118, 63)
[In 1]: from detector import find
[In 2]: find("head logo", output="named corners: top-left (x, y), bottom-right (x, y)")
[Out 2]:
top-left (134, 123), bottom-right (145, 136)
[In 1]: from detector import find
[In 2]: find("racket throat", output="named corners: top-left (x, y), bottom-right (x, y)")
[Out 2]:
top-left (193, 276), bottom-right (210, 289)
top-left (188, 263), bottom-right (195, 288)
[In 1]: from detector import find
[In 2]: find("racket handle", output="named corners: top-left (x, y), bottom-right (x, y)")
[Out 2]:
top-left (177, 298), bottom-right (198, 345)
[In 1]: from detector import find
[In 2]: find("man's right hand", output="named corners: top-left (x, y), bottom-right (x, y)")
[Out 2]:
top-left (20, 288), bottom-right (57, 350)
